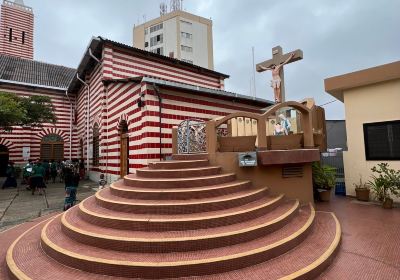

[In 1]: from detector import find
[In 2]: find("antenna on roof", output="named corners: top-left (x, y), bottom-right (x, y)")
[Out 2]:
top-left (170, 0), bottom-right (182, 12)
top-left (160, 1), bottom-right (167, 16)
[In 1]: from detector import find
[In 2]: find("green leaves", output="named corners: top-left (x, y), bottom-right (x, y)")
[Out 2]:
top-left (0, 92), bottom-right (57, 131)
top-left (368, 163), bottom-right (400, 201)
top-left (312, 162), bottom-right (336, 190)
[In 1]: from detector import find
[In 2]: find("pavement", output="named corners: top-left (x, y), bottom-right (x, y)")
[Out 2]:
top-left (0, 177), bottom-right (98, 232)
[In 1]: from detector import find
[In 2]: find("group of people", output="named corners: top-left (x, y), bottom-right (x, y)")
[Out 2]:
top-left (2, 158), bottom-right (86, 211)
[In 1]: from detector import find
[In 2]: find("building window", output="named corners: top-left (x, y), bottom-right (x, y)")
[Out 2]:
top-left (93, 123), bottom-right (100, 166)
top-left (150, 23), bottom-right (163, 33)
top-left (9, 28), bottom-right (12, 42)
top-left (144, 28), bottom-right (148, 35)
top-left (180, 20), bottom-right (192, 25)
top-left (144, 41), bottom-right (148, 47)
top-left (22, 31), bottom-right (25, 44)
top-left (363, 120), bottom-right (400, 160)
top-left (150, 34), bottom-right (163, 47)
top-left (40, 134), bottom-right (64, 161)
top-left (151, 47), bottom-right (163, 55)
top-left (181, 32), bottom-right (192, 39)
top-left (181, 45), bottom-right (193, 52)
top-left (182, 59), bottom-right (193, 64)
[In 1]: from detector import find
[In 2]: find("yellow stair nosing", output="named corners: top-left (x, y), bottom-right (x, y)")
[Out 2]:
top-left (62, 200), bottom-right (299, 243)
top-left (6, 215), bottom-right (58, 280)
top-left (278, 211), bottom-right (341, 280)
top-left (79, 194), bottom-right (285, 223)
top-left (110, 180), bottom-right (252, 193)
top-left (124, 173), bottom-right (235, 182)
top-left (42, 204), bottom-right (315, 268)
top-left (95, 187), bottom-right (268, 207)
top-left (139, 166), bottom-right (221, 172)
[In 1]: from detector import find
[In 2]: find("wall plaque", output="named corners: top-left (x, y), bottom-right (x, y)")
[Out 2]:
top-left (238, 152), bottom-right (257, 167)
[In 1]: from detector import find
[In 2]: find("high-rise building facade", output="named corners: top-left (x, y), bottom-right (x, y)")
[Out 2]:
top-left (133, 10), bottom-right (214, 70)
top-left (0, 0), bottom-right (33, 60)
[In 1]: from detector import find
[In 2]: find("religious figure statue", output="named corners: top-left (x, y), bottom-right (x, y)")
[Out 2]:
top-left (259, 52), bottom-right (295, 103)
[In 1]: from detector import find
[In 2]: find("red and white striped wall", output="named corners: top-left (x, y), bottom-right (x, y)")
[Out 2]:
top-left (0, 85), bottom-right (77, 164)
top-left (73, 42), bottom-right (268, 182)
top-left (0, 1), bottom-right (33, 60)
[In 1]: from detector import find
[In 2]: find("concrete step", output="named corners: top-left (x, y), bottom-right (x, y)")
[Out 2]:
top-left (109, 179), bottom-right (252, 200)
top-left (148, 159), bottom-right (209, 169)
top-left (77, 194), bottom-right (284, 231)
top-left (95, 186), bottom-right (269, 214)
top-left (123, 173), bottom-right (236, 188)
top-left (37, 206), bottom-right (336, 279)
top-left (171, 153), bottom-right (209, 161)
top-left (136, 166), bottom-right (221, 178)
top-left (61, 200), bottom-right (300, 253)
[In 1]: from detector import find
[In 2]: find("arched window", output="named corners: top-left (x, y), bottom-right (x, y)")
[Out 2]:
top-left (41, 134), bottom-right (64, 160)
top-left (93, 124), bottom-right (100, 166)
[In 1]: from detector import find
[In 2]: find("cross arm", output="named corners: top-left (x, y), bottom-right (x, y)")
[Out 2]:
top-left (256, 49), bottom-right (303, 72)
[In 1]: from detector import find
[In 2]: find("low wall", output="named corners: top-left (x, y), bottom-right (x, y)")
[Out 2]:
top-left (208, 152), bottom-right (314, 204)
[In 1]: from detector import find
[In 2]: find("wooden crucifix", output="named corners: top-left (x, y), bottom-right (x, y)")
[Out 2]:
top-left (256, 46), bottom-right (303, 103)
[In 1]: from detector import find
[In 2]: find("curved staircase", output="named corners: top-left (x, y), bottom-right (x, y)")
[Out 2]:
top-left (6, 154), bottom-right (341, 279)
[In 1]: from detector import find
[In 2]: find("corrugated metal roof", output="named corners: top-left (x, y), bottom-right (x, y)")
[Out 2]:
top-left (0, 54), bottom-right (76, 90)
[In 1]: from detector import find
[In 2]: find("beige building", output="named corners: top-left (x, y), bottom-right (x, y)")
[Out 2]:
top-left (133, 10), bottom-right (214, 70)
top-left (325, 61), bottom-right (400, 201)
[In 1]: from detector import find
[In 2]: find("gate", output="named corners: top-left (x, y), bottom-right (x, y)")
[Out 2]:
top-left (321, 150), bottom-right (346, 195)
top-left (177, 119), bottom-right (206, 154)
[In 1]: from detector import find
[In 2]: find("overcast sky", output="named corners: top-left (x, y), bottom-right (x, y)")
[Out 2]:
top-left (27, 0), bottom-right (399, 119)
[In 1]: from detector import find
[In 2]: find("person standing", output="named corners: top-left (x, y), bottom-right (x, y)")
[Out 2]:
top-left (63, 160), bottom-right (80, 211)
top-left (31, 160), bottom-right (46, 195)
top-left (22, 160), bottom-right (33, 188)
top-left (42, 159), bottom-right (50, 184)
top-left (2, 161), bottom-right (17, 189)
top-left (79, 159), bottom-right (85, 180)
top-left (50, 159), bottom-right (58, 183)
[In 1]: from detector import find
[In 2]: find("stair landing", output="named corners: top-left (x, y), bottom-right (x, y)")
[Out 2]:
top-left (2, 154), bottom-right (341, 279)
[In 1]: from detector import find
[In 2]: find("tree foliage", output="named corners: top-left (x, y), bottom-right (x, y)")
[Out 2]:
top-left (0, 92), bottom-right (56, 131)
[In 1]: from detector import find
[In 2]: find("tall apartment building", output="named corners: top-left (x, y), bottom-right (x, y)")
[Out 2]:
top-left (0, 0), bottom-right (33, 59)
top-left (133, 10), bottom-right (214, 70)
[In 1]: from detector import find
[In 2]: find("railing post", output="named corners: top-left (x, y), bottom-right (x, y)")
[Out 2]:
top-left (172, 126), bottom-right (178, 154)
top-left (302, 114), bottom-right (314, 148)
top-left (257, 117), bottom-right (268, 150)
top-left (206, 120), bottom-right (217, 154)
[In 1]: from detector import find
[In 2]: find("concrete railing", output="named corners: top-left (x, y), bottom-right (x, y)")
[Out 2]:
top-left (172, 100), bottom-right (322, 154)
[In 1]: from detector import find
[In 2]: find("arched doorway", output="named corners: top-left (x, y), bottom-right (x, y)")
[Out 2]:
top-left (40, 134), bottom-right (64, 161)
top-left (119, 120), bottom-right (129, 177)
top-left (0, 145), bottom-right (9, 177)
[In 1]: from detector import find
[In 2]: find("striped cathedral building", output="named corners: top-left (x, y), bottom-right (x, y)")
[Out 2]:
top-left (0, 1), bottom-right (272, 181)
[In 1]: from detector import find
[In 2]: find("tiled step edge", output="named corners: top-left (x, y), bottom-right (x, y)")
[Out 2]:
top-left (94, 187), bottom-right (269, 214)
top-left (61, 200), bottom-right (300, 252)
top-left (78, 194), bottom-right (284, 231)
top-left (278, 211), bottom-right (341, 280)
top-left (40, 205), bottom-right (315, 278)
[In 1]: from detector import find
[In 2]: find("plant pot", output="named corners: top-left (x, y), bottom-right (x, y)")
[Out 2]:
top-left (319, 188), bottom-right (332, 202)
top-left (355, 188), bottom-right (370, 201)
top-left (383, 198), bottom-right (393, 209)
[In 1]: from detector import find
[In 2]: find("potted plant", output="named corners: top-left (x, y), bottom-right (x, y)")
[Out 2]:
top-left (312, 162), bottom-right (336, 202)
top-left (354, 176), bottom-right (370, 201)
top-left (368, 163), bottom-right (400, 209)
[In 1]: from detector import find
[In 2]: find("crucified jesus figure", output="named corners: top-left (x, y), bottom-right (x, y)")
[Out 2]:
top-left (259, 52), bottom-right (295, 103)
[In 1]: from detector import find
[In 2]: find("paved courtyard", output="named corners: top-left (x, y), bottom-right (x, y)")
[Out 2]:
top-left (0, 181), bottom-right (399, 279)
top-left (0, 178), bottom-right (97, 232)
top-left (316, 196), bottom-right (400, 279)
